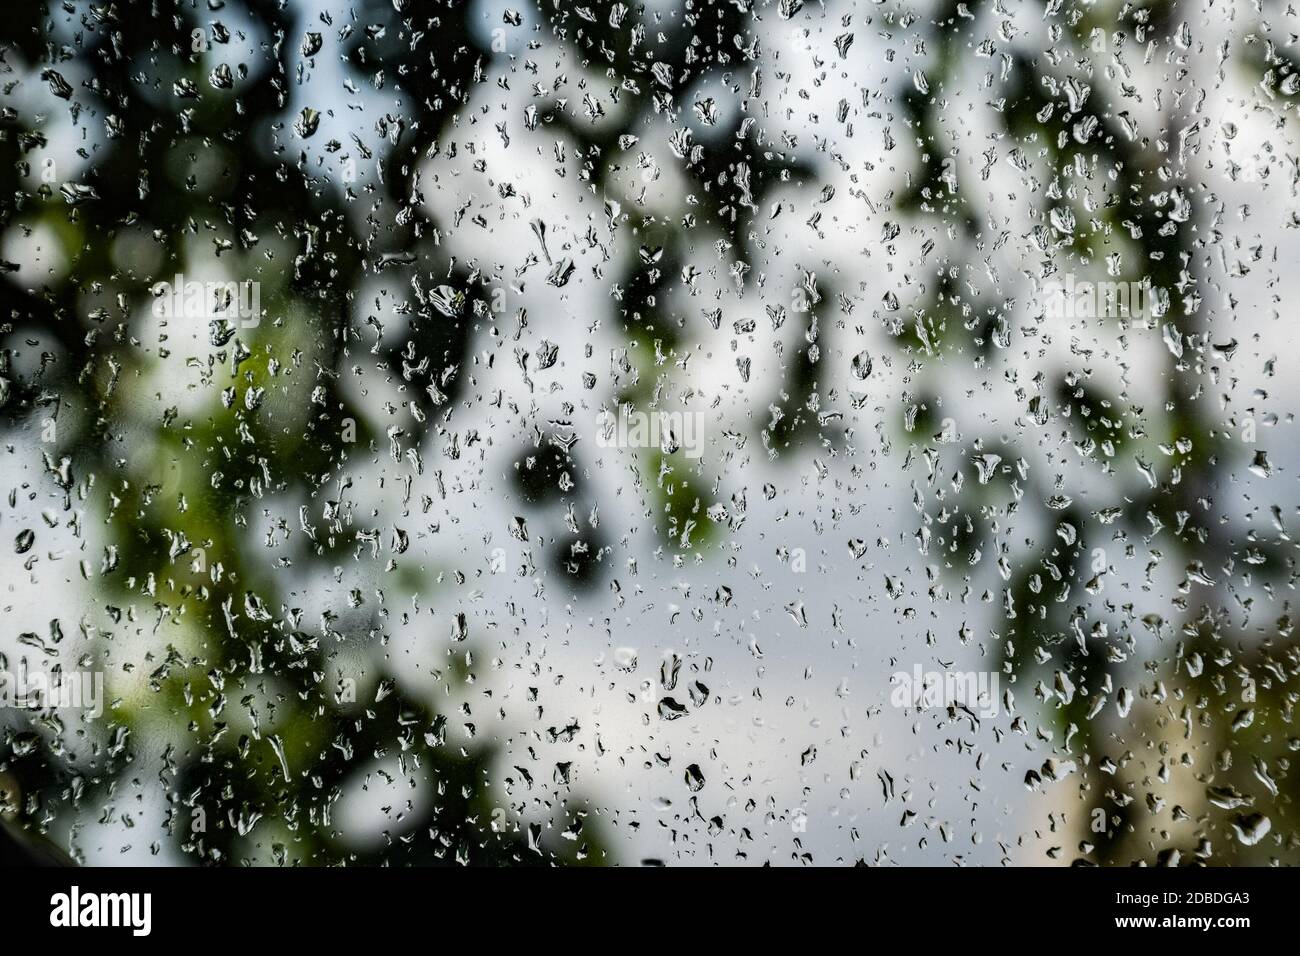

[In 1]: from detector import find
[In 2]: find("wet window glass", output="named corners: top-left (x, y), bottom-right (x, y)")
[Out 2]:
top-left (0, 0), bottom-right (1293, 870)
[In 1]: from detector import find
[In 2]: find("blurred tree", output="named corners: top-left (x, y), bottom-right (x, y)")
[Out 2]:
top-left (1, 0), bottom-right (1295, 870)
top-left (895, 0), bottom-right (1298, 864)
top-left (0, 0), bottom-right (603, 865)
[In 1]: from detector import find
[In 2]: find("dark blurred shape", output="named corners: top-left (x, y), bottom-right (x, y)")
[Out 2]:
top-left (0, 819), bottom-right (74, 867)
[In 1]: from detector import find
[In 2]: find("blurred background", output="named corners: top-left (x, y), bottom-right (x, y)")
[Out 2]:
top-left (0, 0), bottom-right (1297, 866)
